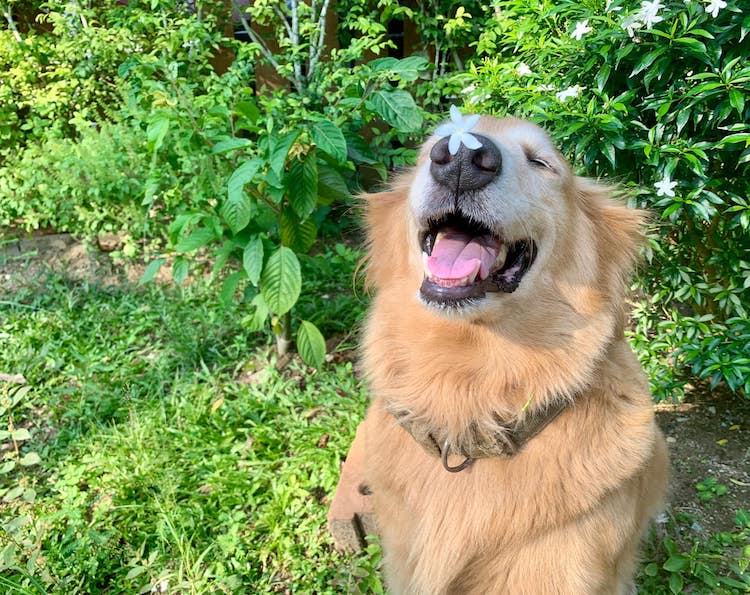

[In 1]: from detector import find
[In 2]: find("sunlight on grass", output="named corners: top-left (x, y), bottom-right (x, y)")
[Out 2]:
top-left (0, 273), bottom-right (377, 593)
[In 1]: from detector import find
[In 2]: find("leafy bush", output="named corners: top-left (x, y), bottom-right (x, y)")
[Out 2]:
top-left (131, 2), bottom-right (430, 365)
top-left (456, 0), bottom-right (749, 399)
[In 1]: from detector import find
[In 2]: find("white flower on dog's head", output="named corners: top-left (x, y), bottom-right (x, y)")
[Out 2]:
top-left (435, 105), bottom-right (482, 155)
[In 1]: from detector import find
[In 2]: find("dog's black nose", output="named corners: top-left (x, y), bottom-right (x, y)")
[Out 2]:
top-left (429, 134), bottom-right (502, 192)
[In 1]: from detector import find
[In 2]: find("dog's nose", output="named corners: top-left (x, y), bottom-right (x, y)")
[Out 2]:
top-left (429, 134), bottom-right (502, 192)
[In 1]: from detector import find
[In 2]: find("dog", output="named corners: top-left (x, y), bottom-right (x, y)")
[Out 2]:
top-left (359, 115), bottom-right (668, 594)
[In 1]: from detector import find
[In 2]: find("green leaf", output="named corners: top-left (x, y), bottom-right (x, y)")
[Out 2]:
top-left (260, 246), bottom-right (301, 316)
top-left (728, 89), bottom-right (745, 114)
top-left (318, 164), bottom-right (350, 204)
top-left (296, 320), bottom-right (326, 368)
top-left (19, 452), bottom-right (41, 467)
top-left (146, 116), bottom-right (170, 153)
top-left (595, 64), bottom-right (611, 92)
top-left (280, 209), bottom-right (317, 254)
top-left (245, 293), bottom-right (270, 332)
top-left (125, 566), bottom-right (148, 581)
top-left (630, 48), bottom-right (665, 77)
top-left (2, 486), bottom-right (24, 503)
top-left (223, 159), bottom-right (262, 233)
top-left (172, 257), bottom-right (188, 286)
top-left (243, 236), bottom-right (264, 286)
top-left (370, 89), bottom-right (424, 133)
top-left (175, 227), bottom-right (216, 253)
top-left (288, 153), bottom-right (318, 219)
top-left (663, 555), bottom-right (689, 572)
top-left (371, 56), bottom-right (430, 80)
top-left (138, 258), bottom-right (166, 285)
top-left (269, 130), bottom-right (300, 176)
top-left (211, 138), bottom-right (253, 154)
top-left (234, 100), bottom-right (260, 125)
top-left (311, 121), bottom-right (347, 163)
top-left (668, 571), bottom-right (683, 594)
top-left (11, 429), bottom-right (30, 441)
top-left (219, 271), bottom-right (245, 307)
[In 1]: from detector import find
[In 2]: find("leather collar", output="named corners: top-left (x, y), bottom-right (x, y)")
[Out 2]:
top-left (387, 398), bottom-right (570, 473)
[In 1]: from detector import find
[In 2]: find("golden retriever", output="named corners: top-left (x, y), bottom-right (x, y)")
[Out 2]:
top-left (360, 116), bottom-right (668, 594)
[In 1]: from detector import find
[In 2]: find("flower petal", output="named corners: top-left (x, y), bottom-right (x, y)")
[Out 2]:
top-left (449, 104), bottom-right (463, 124)
top-left (435, 123), bottom-right (455, 137)
top-left (460, 133), bottom-right (482, 151)
top-left (463, 114), bottom-right (480, 131)
top-left (448, 133), bottom-right (461, 155)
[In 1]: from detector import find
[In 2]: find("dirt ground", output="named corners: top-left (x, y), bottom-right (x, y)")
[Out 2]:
top-left (656, 391), bottom-right (750, 535)
top-left (2, 231), bottom-right (749, 537)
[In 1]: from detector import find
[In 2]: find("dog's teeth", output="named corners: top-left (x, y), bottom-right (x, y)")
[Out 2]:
top-left (422, 252), bottom-right (430, 275)
top-left (494, 244), bottom-right (509, 268)
top-left (467, 262), bottom-right (480, 284)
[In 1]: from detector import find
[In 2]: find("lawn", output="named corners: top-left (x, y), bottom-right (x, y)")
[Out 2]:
top-left (0, 242), bottom-right (747, 593)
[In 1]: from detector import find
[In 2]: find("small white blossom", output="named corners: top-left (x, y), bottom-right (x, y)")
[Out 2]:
top-left (571, 20), bottom-right (593, 40)
top-left (621, 14), bottom-right (644, 37)
top-left (435, 105), bottom-right (481, 155)
top-left (606, 0), bottom-right (623, 12)
top-left (516, 62), bottom-right (532, 76)
top-left (636, 0), bottom-right (664, 28)
top-left (461, 84), bottom-right (476, 94)
top-left (654, 177), bottom-right (678, 197)
top-left (703, 0), bottom-right (727, 18)
top-left (555, 85), bottom-right (584, 102)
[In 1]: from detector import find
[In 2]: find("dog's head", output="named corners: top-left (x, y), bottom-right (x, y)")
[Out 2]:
top-left (366, 116), bottom-right (643, 328)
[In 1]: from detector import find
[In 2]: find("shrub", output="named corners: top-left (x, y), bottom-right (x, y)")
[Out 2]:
top-left (455, 0), bottom-right (749, 399)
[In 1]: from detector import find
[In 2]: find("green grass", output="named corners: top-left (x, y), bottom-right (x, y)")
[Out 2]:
top-left (0, 249), bottom-right (747, 593)
top-left (0, 250), bottom-right (379, 593)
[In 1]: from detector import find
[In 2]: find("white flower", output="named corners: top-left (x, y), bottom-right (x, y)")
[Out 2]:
top-left (621, 14), bottom-right (644, 37)
top-left (654, 177), bottom-right (678, 197)
top-left (606, 0), bottom-right (623, 12)
top-left (516, 62), bottom-right (532, 76)
top-left (555, 85), bottom-right (584, 102)
top-left (703, 0), bottom-right (727, 18)
top-left (435, 105), bottom-right (481, 155)
top-left (571, 20), bottom-right (593, 41)
top-left (636, 0), bottom-right (664, 28)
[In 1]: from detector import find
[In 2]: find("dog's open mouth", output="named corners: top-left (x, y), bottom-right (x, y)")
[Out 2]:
top-left (419, 213), bottom-right (536, 306)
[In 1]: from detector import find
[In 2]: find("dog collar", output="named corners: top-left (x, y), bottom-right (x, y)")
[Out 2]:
top-left (387, 398), bottom-right (570, 473)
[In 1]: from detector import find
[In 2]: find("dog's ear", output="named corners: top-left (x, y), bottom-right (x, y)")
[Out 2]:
top-left (362, 178), bottom-right (412, 290)
top-left (576, 177), bottom-right (646, 285)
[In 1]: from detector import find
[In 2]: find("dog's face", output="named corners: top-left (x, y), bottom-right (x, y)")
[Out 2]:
top-left (366, 115), bottom-right (642, 335)
top-left (408, 117), bottom-right (579, 316)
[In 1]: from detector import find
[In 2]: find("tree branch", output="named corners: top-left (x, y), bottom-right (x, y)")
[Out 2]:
top-left (309, 0), bottom-right (331, 80)
top-left (231, 0), bottom-right (283, 75)
top-left (1, 3), bottom-right (22, 43)
top-left (290, 0), bottom-right (303, 91)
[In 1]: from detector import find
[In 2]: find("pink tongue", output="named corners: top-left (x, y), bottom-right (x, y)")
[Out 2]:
top-left (427, 230), bottom-right (499, 280)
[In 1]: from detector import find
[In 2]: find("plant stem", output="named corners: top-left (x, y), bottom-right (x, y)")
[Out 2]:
top-left (2, 3), bottom-right (22, 42)
top-left (275, 311), bottom-right (292, 356)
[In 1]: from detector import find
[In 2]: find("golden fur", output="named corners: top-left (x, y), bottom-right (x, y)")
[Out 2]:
top-left (360, 117), bottom-right (668, 594)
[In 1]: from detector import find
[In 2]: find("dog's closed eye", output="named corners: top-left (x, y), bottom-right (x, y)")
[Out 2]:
top-left (523, 148), bottom-right (555, 172)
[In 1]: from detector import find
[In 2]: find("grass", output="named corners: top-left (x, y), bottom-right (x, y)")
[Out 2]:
top-left (0, 246), bottom-right (747, 593)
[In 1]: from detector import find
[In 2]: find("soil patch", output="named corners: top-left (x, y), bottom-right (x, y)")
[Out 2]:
top-left (656, 389), bottom-right (750, 535)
